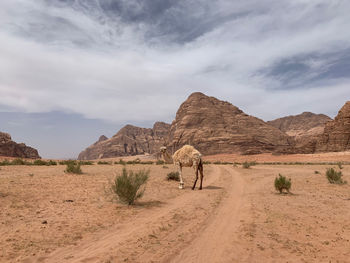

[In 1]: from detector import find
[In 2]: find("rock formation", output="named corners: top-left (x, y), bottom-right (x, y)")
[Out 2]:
top-left (267, 112), bottom-right (331, 139)
top-left (0, 132), bottom-right (40, 159)
top-left (78, 122), bottom-right (170, 160)
top-left (315, 101), bottom-right (350, 152)
top-left (166, 92), bottom-right (294, 155)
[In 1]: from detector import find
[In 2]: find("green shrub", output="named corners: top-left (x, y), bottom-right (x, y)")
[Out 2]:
top-left (115, 159), bottom-right (126, 165)
top-left (47, 160), bottom-right (57, 166)
top-left (110, 168), bottom-right (149, 205)
top-left (33, 159), bottom-right (49, 166)
top-left (59, 160), bottom-right (77, 165)
top-left (140, 161), bottom-right (154, 165)
top-left (242, 161), bottom-right (251, 169)
top-left (11, 158), bottom-right (29, 165)
top-left (274, 174), bottom-right (292, 193)
top-left (0, 160), bottom-right (11, 166)
top-left (79, 161), bottom-right (94, 165)
top-left (326, 168), bottom-right (346, 184)
top-left (167, 171), bottom-right (180, 181)
top-left (98, 161), bottom-right (111, 165)
top-left (156, 160), bottom-right (165, 165)
top-left (65, 162), bottom-right (82, 174)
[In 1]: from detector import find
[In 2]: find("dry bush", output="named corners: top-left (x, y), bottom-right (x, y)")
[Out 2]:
top-left (65, 162), bottom-right (83, 174)
top-left (274, 174), bottom-right (292, 193)
top-left (110, 168), bottom-right (149, 205)
top-left (167, 171), bottom-right (180, 181)
top-left (326, 168), bottom-right (347, 184)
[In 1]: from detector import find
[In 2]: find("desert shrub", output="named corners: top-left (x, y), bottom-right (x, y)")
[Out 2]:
top-left (162, 165), bottom-right (169, 169)
top-left (33, 159), bottom-right (49, 166)
top-left (140, 161), bottom-right (154, 165)
top-left (11, 158), bottom-right (30, 165)
top-left (98, 161), bottom-right (111, 165)
top-left (274, 174), bottom-right (292, 193)
top-left (156, 160), bottom-right (165, 165)
top-left (59, 160), bottom-right (77, 165)
top-left (203, 161), bottom-right (211, 165)
top-left (242, 161), bottom-right (251, 169)
top-left (110, 168), bottom-right (149, 205)
top-left (65, 162), bottom-right (82, 174)
top-left (79, 161), bottom-right (94, 165)
top-left (0, 160), bottom-right (11, 166)
top-left (314, 170), bottom-right (320, 174)
top-left (167, 171), bottom-right (180, 181)
top-left (47, 160), bottom-right (57, 166)
top-left (115, 159), bottom-right (126, 165)
top-left (213, 161), bottom-right (222, 165)
top-left (326, 168), bottom-right (346, 184)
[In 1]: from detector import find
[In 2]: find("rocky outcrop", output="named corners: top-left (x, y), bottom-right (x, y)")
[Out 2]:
top-left (267, 112), bottom-right (331, 139)
top-left (166, 92), bottom-right (294, 155)
top-left (0, 132), bottom-right (40, 159)
top-left (315, 101), bottom-right (350, 152)
top-left (78, 122), bottom-right (170, 160)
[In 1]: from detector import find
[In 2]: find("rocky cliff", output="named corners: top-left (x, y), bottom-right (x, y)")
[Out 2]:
top-left (315, 101), bottom-right (350, 152)
top-left (0, 132), bottom-right (40, 159)
top-left (166, 92), bottom-right (294, 155)
top-left (78, 122), bottom-right (170, 160)
top-left (267, 112), bottom-right (331, 139)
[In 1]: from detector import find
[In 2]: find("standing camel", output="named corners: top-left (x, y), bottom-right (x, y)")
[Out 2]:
top-left (160, 145), bottom-right (204, 190)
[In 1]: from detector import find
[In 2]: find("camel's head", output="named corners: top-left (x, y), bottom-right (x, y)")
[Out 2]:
top-left (159, 146), bottom-right (167, 154)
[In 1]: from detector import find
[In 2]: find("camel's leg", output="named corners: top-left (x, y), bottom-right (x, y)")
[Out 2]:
top-left (178, 164), bottom-right (184, 189)
top-left (199, 161), bottom-right (204, 190)
top-left (192, 164), bottom-right (199, 190)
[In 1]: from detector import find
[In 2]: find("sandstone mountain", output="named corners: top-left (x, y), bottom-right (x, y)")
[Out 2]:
top-left (315, 101), bottom-right (350, 152)
top-left (78, 122), bottom-right (170, 160)
top-left (166, 92), bottom-right (294, 155)
top-left (267, 112), bottom-right (331, 139)
top-left (0, 132), bottom-right (40, 159)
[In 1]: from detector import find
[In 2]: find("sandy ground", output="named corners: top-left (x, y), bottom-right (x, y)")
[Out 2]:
top-left (1, 160), bottom-right (350, 262)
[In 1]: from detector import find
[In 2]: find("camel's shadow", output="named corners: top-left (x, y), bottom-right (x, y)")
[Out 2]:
top-left (203, 185), bottom-right (222, 190)
top-left (133, 200), bottom-right (164, 208)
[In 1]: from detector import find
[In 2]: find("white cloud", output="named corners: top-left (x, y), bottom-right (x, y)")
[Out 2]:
top-left (0, 0), bottom-right (350, 125)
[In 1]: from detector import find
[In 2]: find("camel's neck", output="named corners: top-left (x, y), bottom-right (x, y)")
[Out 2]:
top-left (161, 151), bottom-right (173, 164)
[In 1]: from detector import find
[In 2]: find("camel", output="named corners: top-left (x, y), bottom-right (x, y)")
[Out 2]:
top-left (160, 145), bottom-right (204, 190)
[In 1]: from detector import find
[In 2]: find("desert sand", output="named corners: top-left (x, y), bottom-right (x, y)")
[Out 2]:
top-left (0, 155), bottom-right (350, 262)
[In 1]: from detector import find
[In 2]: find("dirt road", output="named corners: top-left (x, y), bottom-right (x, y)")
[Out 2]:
top-left (28, 165), bottom-right (246, 263)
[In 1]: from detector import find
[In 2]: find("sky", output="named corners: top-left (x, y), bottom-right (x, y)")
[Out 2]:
top-left (0, 0), bottom-right (350, 159)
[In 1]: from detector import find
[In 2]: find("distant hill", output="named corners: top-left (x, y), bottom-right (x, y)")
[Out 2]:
top-left (78, 122), bottom-right (170, 160)
top-left (78, 93), bottom-right (350, 159)
top-left (315, 101), bottom-right (350, 152)
top-left (0, 132), bottom-right (40, 159)
top-left (267, 112), bottom-right (331, 139)
top-left (166, 92), bottom-right (293, 155)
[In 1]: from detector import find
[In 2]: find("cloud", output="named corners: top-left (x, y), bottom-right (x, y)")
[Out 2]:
top-left (0, 0), bottom-right (350, 126)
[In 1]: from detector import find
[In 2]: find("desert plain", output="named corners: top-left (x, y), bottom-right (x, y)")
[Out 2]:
top-left (1, 153), bottom-right (350, 263)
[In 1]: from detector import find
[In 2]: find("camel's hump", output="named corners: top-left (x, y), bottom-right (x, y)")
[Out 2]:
top-left (173, 145), bottom-right (201, 159)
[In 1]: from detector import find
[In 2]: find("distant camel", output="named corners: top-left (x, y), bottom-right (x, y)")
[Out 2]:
top-left (160, 145), bottom-right (204, 190)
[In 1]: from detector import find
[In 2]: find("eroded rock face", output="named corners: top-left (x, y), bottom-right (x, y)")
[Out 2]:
top-left (166, 92), bottom-right (294, 155)
top-left (0, 132), bottom-right (40, 159)
top-left (268, 112), bottom-right (331, 139)
top-left (315, 101), bottom-right (350, 152)
top-left (78, 122), bottom-right (170, 160)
